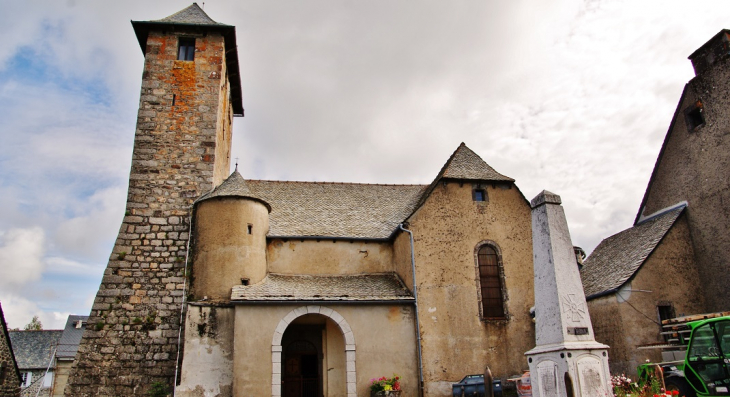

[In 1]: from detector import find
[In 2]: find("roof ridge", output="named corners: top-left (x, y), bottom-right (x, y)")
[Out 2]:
top-left (246, 179), bottom-right (428, 187)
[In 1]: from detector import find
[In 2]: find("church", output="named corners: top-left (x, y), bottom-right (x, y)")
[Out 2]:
top-left (63, 3), bottom-right (730, 396)
top-left (64, 4), bottom-right (537, 397)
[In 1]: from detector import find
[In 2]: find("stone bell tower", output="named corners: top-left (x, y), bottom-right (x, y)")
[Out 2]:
top-left (65, 4), bottom-right (243, 396)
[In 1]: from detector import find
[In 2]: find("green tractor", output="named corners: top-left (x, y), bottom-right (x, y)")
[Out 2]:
top-left (637, 313), bottom-right (730, 396)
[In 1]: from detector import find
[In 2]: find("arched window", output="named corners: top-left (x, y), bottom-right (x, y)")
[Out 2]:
top-left (477, 244), bottom-right (506, 319)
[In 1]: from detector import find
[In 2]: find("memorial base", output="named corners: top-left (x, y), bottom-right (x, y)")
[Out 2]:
top-left (526, 344), bottom-right (611, 397)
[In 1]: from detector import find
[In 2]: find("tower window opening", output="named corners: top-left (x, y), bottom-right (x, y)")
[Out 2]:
top-left (684, 100), bottom-right (705, 132)
top-left (473, 188), bottom-right (487, 202)
top-left (247, 224), bottom-right (253, 234)
top-left (178, 38), bottom-right (195, 61)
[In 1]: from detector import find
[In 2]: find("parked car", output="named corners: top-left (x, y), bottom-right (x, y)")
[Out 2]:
top-left (452, 374), bottom-right (503, 397)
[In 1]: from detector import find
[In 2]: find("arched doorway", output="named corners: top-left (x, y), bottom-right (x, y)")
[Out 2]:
top-left (272, 306), bottom-right (356, 397)
top-left (282, 328), bottom-right (322, 397)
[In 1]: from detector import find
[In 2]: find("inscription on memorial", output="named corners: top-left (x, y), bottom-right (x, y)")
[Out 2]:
top-left (577, 358), bottom-right (605, 396)
top-left (537, 361), bottom-right (558, 396)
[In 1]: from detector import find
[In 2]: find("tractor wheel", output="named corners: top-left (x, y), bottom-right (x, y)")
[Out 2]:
top-left (664, 377), bottom-right (696, 397)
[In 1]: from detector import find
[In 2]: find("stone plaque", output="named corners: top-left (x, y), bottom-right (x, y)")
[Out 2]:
top-left (567, 327), bottom-right (589, 335)
top-left (536, 360), bottom-right (558, 396)
top-left (577, 357), bottom-right (605, 396)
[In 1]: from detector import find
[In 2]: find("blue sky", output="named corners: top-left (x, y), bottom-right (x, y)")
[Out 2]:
top-left (1, 0), bottom-right (729, 329)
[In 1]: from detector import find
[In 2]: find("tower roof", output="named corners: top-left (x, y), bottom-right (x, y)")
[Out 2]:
top-left (131, 3), bottom-right (244, 116)
top-left (439, 143), bottom-right (514, 182)
top-left (153, 3), bottom-right (224, 25)
top-left (196, 171), bottom-right (271, 211)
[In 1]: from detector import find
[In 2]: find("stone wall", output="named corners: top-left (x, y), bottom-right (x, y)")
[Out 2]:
top-left (638, 31), bottom-right (730, 312)
top-left (20, 370), bottom-right (50, 397)
top-left (0, 325), bottom-right (20, 397)
top-left (50, 361), bottom-right (70, 397)
top-left (65, 27), bottom-right (234, 396)
top-left (403, 181), bottom-right (535, 393)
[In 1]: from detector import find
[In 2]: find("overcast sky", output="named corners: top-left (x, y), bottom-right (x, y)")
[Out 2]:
top-left (0, 0), bottom-right (727, 329)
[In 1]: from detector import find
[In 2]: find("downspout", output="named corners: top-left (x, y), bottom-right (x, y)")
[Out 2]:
top-left (173, 211), bottom-right (194, 396)
top-left (398, 224), bottom-right (424, 397)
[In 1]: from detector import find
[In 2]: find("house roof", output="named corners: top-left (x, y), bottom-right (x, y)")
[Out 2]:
top-left (231, 273), bottom-right (414, 302)
top-left (8, 330), bottom-right (62, 370)
top-left (245, 180), bottom-right (427, 239)
top-left (0, 302), bottom-right (21, 383)
top-left (56, 315), bottom-right (88, 360)
top-left (131, 3), bottom-right (244, 116)
top-left (440, 143), bottom-right (514, 182)
top-left (581, 206), bottom-right (685, 299)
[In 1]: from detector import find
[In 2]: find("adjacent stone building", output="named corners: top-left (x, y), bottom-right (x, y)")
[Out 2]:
top-left (8, 330), bottom-right (61, 397)
top-left (67, 4), bottom-right (539, 396)
top-left (633, 29), bottom-right (730, 313)
top-left (0, 303), bottom-right (21, 397)
top-left (581, 30), bottom-right (730, 375)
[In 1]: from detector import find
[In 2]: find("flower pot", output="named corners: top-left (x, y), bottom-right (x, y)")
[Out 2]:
top-left (370, 391), bottom-right (402, 397)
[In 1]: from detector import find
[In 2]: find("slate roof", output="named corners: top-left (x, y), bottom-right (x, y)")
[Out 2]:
top-left (153, 3), bottom-right (225, 26)
top-left (56, 316), bottom-right (88, 360)
top-left (439, 143), bottom-right (514, 182)
top-left (196, 143), bottom-right (513, 239)
top-left (244, 180), bottom-right (427, 239)
top-left (580, 206), bottom-right (685, 299)
top-left (8, 330), bottom-right (62, 370)
top-left (231, 273), bottom-right (414, 302)
top-left (196, 171), bottom-right (271, 211)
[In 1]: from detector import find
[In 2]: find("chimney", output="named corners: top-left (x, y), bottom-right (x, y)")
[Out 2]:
top-left (688, 30), bottom-right (730, 76)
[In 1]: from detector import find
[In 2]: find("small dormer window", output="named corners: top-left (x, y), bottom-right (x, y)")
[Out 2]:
top-left (473, 188), bottom-right (487, 202)
top-left (685, 99), bottom-right (705, 132)
top-left (178, 38), bottom-right (195, 61)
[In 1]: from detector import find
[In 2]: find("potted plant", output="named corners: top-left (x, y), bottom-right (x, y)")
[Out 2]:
top-left (369, 375), bottom-right (401, 396)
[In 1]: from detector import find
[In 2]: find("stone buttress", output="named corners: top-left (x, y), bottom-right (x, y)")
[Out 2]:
top-left (64, 4), bottom-right (243, 396)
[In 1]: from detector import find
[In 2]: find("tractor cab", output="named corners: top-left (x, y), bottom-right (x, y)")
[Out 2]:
top-left (684, 318), bottom-right (730, 396)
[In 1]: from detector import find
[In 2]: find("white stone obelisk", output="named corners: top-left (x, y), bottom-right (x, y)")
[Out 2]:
top-left (526, 191), bottom-right (611, 397)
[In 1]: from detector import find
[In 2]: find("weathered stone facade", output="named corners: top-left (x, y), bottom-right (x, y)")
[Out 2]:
top-left (396, 181), bottom-right (535, 394)
top-left (65, 5), bottom-right (240, 396)
top-left (636, 30), bottom-right (730, 312)
top-left (0, 304), bottom-right (21, 397)
top-left (20, 370), bottom-right (50, 397)
top-left (588, 212), bottom-right (705, 375)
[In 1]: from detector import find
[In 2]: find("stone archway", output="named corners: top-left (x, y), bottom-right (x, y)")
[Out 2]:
top-left (272, 306), bottom-right (356, 397)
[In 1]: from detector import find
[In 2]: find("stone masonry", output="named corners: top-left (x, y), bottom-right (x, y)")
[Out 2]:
top-left (65, 6), bottom-right (239, 396)
top-left (0, 304), bottom-right (21, 397)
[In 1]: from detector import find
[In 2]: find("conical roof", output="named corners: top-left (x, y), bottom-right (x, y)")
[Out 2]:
top-left (153, 3), bottom-right (226, 26)
top-left (196, 171), bottom-right (271, 211)
top-left (439, 143), bottom-right (514, 182)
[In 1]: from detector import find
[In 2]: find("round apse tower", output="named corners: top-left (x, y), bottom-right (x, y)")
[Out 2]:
top-left (191, 171), bottom-right (271, 301)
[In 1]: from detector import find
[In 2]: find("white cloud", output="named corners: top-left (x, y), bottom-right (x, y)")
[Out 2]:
top-left (0, 293), bottom-right (68, 330)
top-left (0, 227), bottom-right (46, 292)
